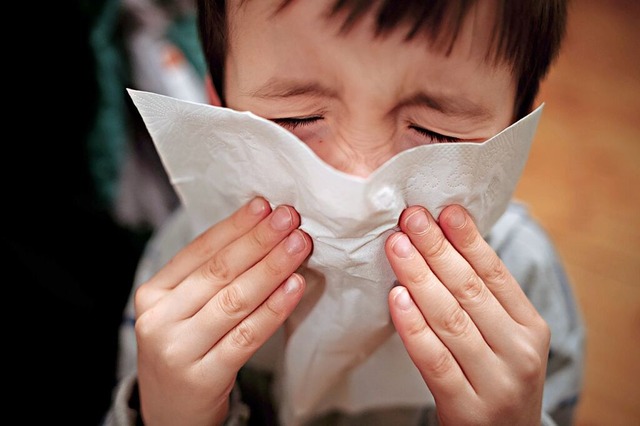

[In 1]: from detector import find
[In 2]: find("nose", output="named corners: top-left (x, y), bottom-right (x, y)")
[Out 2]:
top-left (308, 129), bottom-right (398, 178)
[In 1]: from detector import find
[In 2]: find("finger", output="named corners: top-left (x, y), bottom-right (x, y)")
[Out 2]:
top-left (438, 205), bottom-right (542, 328)
top-left (399, 206), bottom-right (519, 347)
top-left (134, 198), bottom-right (273, 316)
top-left (386, 232), bottom-right (497, 388)
top-left (182, 229), bottom-right (312, 354)
top-left (147, 197), bottom-right (271, 292)
top-left (388, 285), bottom-right (476, 402)
top-left (144, 205), bottom-right (303, 321)
top-left (202, 272), bottom-right (306, 376)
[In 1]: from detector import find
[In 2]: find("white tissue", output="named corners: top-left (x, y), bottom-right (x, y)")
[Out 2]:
top-left (128, 89), bottom-right (542, 425)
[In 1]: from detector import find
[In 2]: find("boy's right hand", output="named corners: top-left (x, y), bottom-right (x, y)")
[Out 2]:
top-left (133, 197), bottom-right (311, 426)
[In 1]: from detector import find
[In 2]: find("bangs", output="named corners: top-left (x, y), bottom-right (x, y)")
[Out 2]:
top-left (324, 0), bottom-right (474, 54)
top-left (279, 0), bottom-right (564, 67)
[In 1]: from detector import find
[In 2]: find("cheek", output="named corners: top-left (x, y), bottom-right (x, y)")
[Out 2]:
top-left (288, 125), bottom-right (358, 174)
top-left (290, 126), bottom-right (326, 146)
top-left (400, 131), bottom-right (433, 150)
top-left (292, 126), bottom-right (332, 162)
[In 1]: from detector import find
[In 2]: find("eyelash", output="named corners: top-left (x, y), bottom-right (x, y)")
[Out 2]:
top-left (272, 116), bottom-right (323, 130)
top-left (409, 125), bottom-right (461, 143)
top-left (272, 116), bottom-right (460, 143)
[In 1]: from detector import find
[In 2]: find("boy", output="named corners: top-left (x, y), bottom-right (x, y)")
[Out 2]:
top-left (105, 1), bottom-right (584, 425)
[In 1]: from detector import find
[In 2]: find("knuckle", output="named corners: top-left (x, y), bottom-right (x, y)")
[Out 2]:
top-left (455, 274), bottom-right (487, 304)
top-left (518, 341), bottom-right (547, 381)
top-left (440, 306), bottom-right (471, 337)
top-left (133, 284), bottom-right (154, 312)
top-left (190, 231), bottom-right (216, 259)
top-left (521, 355), bottom-right (545, 382)
top-left (422, 232), bottom-right (448, 259)
top-left (536, 317), bottom-right (552, 344)
top-left (229, 321), bottom-right (258, 350)
top-left (486, 373), bottom-right (521, 411)
top-left (262, 256), bottom-right (285, 278)
top-left (406, 268), bottom-right (432, 287)
top-left (202, 254), bottom-right (232, 283)
top-left (484, 258), bottom-right (510, 287)
top-left (404, 316), bottom-right (431, 340)
top-left (134, 308), bottom-right (167, 347)
top-left (264, 295), bottom-right (286, 321)
top-left (426, 348), bottom-right (456, 379)
top-left (217, 285), bottom-right (247, 317)
top-left (133, 310), bottom-right (155, 340)
top-left (459, 226), bottom-right (483, 251)
top-left (498, 374), bottom-right (520, 397)
top-left (524, 314), bottom-right (551, 346)
top-left (156, 342), bottom-right (186, 370)
top-left (248, 227), bottom-right (272, 251)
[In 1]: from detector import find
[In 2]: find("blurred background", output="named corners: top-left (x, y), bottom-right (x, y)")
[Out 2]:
top-left (514, 0), bottom-right (640, 424)
top-left (11, 0), bottom-right (638, 424)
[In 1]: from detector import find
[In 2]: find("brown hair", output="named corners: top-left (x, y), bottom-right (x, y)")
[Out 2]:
top-left (197, 0), bottom-right (568, 120)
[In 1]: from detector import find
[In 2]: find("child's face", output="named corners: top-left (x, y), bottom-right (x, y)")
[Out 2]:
top-left (224, 0), bottom-right (516, 177)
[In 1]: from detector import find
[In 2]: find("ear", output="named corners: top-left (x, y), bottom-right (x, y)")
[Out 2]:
top-left (205, 75), bottom-right (222, 106)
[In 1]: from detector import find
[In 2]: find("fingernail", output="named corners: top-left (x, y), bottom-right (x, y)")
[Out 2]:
top-left (283, 274), bottom-right (302, 294)
top-left (249, 197), bottom-right (267, 215)
top-left (394, 287), bottom-right (414, 311)
top-left (447, 207), bottom-right (466, 229)
top-left (271, 206), bottom-right (293, 231)
top-left (285, 230), bottom-right (306, 254)
top-left (406, 210), bottom-right (430, 234)
top-left (391, 234), bottom-right (414, 258)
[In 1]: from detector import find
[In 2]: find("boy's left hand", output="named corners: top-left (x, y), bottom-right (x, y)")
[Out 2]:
top-left (385, 205), bottom-right (550, 426)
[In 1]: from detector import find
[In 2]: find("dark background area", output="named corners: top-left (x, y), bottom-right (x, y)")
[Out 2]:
top-left (10, 1), bottom-right (151, 423)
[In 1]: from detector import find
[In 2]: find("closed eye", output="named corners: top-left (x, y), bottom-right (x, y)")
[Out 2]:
top-left (410, 125), bottom-right (461, 143)
top-left (271, 116), bottom-right (323, 131)
top-left (272, 117), bottom-right (461, 144)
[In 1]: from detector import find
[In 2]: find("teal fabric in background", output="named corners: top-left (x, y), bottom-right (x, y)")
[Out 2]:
top-left (88, 0), bottom-right (206, 213)
top-left (167, 12), bottom-right (208, 79)
top-left (88, 0), bottom-right (128, 210)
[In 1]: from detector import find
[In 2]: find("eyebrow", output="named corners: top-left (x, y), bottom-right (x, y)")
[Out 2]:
top-left (398, 92), bottom-right (493, 120)
top-left (249, 78), bottom-right (492, 120)
top-left (249, 79), bottom-right (339, 99)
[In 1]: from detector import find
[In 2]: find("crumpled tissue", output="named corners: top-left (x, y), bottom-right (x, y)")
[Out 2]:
top-left (128, 89), bottom-right (543, 425)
